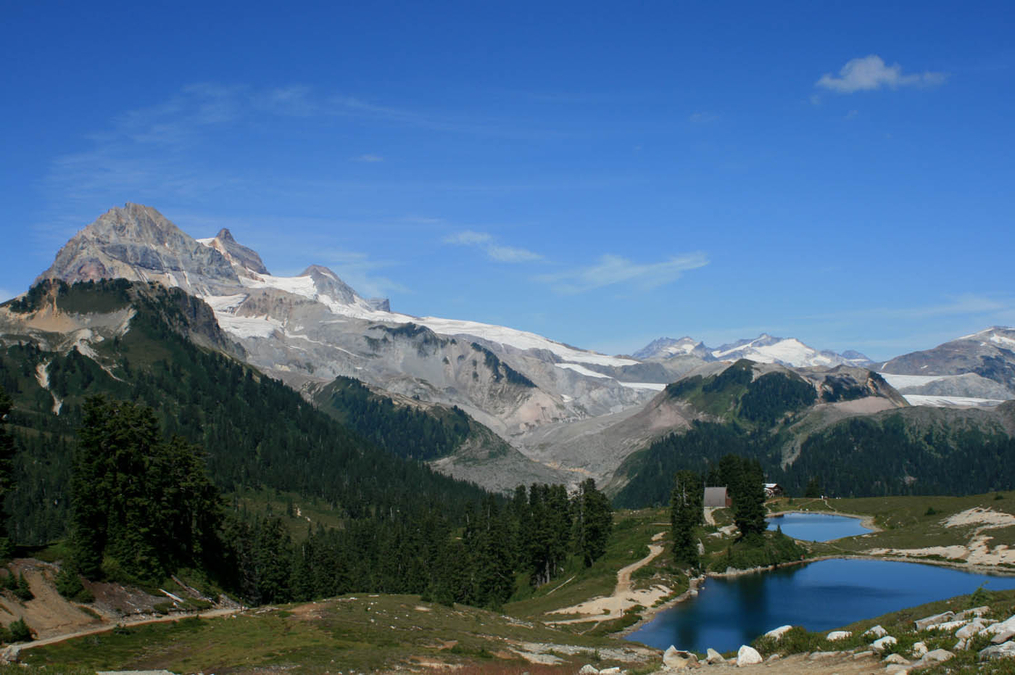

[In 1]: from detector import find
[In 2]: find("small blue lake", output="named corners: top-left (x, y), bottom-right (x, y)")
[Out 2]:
top-left (627, 558), bottom-right (1015, 654)
top-left (766, 512), bottom-right (872, 541)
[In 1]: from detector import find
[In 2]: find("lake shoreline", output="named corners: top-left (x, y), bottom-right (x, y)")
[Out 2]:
top-left (619, 553), bottom-right (1015, 642)
top-left (767, 508), bottom-right (882, 534)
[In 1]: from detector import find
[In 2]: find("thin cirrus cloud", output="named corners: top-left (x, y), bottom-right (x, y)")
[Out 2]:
top-left (536, 252), bottom-right (709, 295)
top-left (816, 55), bottom-right (948, 93)
top-left (354, 154), bottom-right (384, 162)
top-left (444, 230), bottom-right (543, 263)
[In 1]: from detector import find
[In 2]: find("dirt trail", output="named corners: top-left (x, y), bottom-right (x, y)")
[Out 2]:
top-left (7, 608), bottom-right (240, 656)
top-left (546, 532), bottom-right (668, 624)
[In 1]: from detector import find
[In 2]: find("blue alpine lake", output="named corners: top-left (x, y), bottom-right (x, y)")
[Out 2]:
top-left (627, 558), bottom-right (1015, 654)
top-left (766, 512), bottom-right (872, 541)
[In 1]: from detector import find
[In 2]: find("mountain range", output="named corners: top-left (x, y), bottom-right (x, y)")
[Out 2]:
top-left (5, 203), bottom-right (1015, 498)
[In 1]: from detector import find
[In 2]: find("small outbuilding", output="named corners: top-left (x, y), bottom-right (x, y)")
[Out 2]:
top-left (703, 486), bottom-right (731, 508)
top-left (764, 483), bottom-right (784, 498)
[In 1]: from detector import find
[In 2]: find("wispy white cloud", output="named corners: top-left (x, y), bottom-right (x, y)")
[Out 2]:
top-left (354, 154), bottom-right (384, 162)
top-left (444, 230), bottom-right (542, 263)
top-left (536, 252), bottom-right (709, 295)
top-left (809, 294), bottom-right (1012, 322)
top-left (816, 55), bottom-right (948, 93)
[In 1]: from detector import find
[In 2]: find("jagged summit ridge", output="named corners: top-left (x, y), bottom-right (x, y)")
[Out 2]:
top-left (39, 203), bottom-right (239, 295)
top-left (634, 333), bottom-right (871, 369)
top-left (197, 228), bottom-right (270, 275)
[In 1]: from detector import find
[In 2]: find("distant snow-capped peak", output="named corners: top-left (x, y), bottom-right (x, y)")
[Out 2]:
top-left (634, 333), bottom-right (870, 368)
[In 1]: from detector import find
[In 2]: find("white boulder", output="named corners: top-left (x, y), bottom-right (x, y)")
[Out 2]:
top-left (736, 645), bottom-right (763, 666)
top-left (827, 630), bottom-right (851, 641)
top-left (764, 625), bottom-right (793, 640)
top-left (883, 653), bottom-right (910, 665)
top-left (578, 666), bottom-right (599, 675)
top-left (915, 611), bottom-right (954, 631)
top-left (981, 641), bottom-right (1015, 661)
top-left (919, 648), bottom-right (955, 665)
top-left (864, 624), bottom-right (888, 638)
top-left (956, 621), bottom-right (985, 639)
top-left (706, 648), bottom-right (724, 664)
top-left (911, 641), bottom-right (928, 658)
top-left (662, 645), bottom-right (697, 669)
top-left (872, 636), bottom-right (898, 652)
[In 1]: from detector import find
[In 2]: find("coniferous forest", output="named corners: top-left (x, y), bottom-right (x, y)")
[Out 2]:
top-left (0, 280), bottom-right (613, 609)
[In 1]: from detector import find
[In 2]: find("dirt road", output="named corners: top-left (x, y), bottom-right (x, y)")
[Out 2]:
top-left (547, 532), bottom-right (669, 624)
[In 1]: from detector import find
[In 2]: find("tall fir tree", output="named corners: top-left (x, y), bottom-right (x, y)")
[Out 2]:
top-left (670, 469), bottom-right (703, 569)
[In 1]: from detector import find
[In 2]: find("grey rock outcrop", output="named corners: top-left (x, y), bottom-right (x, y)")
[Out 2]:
top-left (914, 611), bottom-right (954, 631)
top-left (980, 641), bottom-right (1015, 661)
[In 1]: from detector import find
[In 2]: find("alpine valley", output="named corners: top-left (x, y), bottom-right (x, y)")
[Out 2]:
top-left (3, 202), bottom-right (1015, 529)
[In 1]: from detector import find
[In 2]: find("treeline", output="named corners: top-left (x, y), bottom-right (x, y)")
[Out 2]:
top-left (315, 377), bottom-right (472, 461)
top-left (232, 479), bottom-right (611, 608)
top-left (616, 412), bottom-right (1015, 509)
top-left (58, 395), bottom-right (612, 608)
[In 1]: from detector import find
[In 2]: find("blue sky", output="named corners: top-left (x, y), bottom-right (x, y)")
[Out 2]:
top-left (2, 1), bottom-right (1013, 360)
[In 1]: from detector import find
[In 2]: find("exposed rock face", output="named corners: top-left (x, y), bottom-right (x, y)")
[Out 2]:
top-left (202, 228), bottom-right (269, 275)
top-left (879, 327), bottom-right (1015, 396)
top-left (915, 611), bottom-right (955, 631)
top-left (38, 203), bottom-right (239, 296)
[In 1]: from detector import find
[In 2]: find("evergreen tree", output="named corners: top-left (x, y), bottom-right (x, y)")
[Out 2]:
top-left (69, 396), bottom-right (222, 581)
top-left (0, 387), bottom-right (15, 552)
top-left (729, 456), bottom-right (767, 539)
top-left (574, 478), bottom-right (612, 567)
top-left (670, 470), bottom-right (703, 569)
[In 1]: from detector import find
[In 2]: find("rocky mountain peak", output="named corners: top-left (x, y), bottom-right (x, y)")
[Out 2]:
top-left (38, 203), bottom-right (239, 296)
top-left (203, 228), bottom-right (269, 276)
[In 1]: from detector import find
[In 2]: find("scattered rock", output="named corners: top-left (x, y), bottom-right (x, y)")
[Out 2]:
top-left (864, 624), bottom-right (888, 638)
top-left (599, 668), bottom-right (622, 675)
top-left (981, 641), bottom-right (1015, 661)
top-left (911, 642), bottom-right (928, 658)
top-left (883, 654), bottom-right (910, 665)
top-left (706, 648), bottom-right (724, 664)
top-left (872, 636), bottom-right (898, 652)
top-left (766, 653), bottom-right (781, 662)
top-left (919, 649), bottom-right (955, 666)
top-left (662, 645), bottom-right (697, 669)
top-left (764, 625), bottom-right (793, 640)
top-left (984, 614), bottom-right (1015, 636)
top-left (991, 630), bottom-right (1015, 645)
top-left (579, 666), bottom-right (599, 674)
top-left (954, 638), bottom-right (967, 651)
top-left (884, 665), bottom-right (910, 674)
top-left (959, 606), bottom-right (991, 619)
top-left (736, 645), bottom-right (763, 667)
top-left (956, 621), bottom-right (985, 639)
top-left (809, 651), bottom-right (839, 659)
top-left (854, 650), bottom-right (875, 659)
top-left (827, 630), bottom-right (851, 641)
top-left (914, 611), bottom-right (954, 631)
top-left (933, 619), bottom-right (968, 632)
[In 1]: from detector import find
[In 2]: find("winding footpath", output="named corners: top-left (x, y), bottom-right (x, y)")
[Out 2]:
top-left (546, 532), bottom-right (669, 624)
top-left (2, 608), bottom-right (241, 662)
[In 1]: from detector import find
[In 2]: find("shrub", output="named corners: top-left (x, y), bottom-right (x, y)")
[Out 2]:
top-left (925, 506), bottom-right (938, 516)
top-left (7, 618), bottom-right (31, 643)
top-left (13, 573), bottom-right (33, 601)
top-left (55, 566), bottom-right (94, 603)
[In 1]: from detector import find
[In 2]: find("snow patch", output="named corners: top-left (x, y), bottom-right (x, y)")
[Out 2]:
top-left (903, 395), bottom-right (1006, 408)
top-left (216, 314), bottom-right (282, 339)
top-left (554, 363), bottom-right (612, 379)
top-left (618, 382), bottom-right (667, 391)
